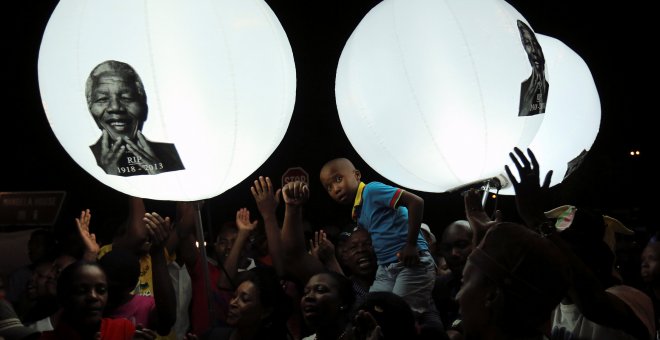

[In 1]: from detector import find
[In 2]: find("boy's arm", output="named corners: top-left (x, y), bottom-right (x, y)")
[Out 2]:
top-left (396, 190), bottom-right (424, 267)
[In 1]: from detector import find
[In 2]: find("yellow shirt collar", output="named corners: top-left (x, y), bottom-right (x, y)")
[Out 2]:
top-left (352, 182), bottom-right (366, 221)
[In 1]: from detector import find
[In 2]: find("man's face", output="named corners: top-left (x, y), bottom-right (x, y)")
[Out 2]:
top-left (319, 162), bottom-right (361, 205)
top-left (519, 24), bottom-right (545, 70)
top-left (440, 224), bottom-right (473, 275)
top-left (214, 228), bottom-right (239, 262)
top-left (340, 230), bottom-right (376, 278)
top-left (89, 72), bottom-right (146, 141)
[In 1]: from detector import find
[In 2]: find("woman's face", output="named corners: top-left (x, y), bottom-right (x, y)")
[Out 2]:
top-left (226, 281), bottom-right (267, 328)
top-left (65, 265), bottom-right (108, 328)
top-left (300, 273), bottom-right (344, 328)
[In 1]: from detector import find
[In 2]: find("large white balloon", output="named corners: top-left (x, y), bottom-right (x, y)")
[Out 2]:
top-left (336, 0), bottom-right (598, 193)
top-left (503, 34), bottom-right (600, 195)
top-left (39, 0), bottom-right (296, 201)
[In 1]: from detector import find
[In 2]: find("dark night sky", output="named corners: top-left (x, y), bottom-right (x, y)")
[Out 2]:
top-left (4, 0), bottom-right (655, 244)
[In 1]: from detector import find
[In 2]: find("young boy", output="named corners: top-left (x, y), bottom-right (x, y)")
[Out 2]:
top-left (319, 158), bottom-right (435, 314)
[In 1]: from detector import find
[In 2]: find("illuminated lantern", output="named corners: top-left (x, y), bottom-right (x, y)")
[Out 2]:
top-left (504, 34), bottom-right (601, 195)
top-left (38, 0), bottom-right (296, 201)
top-left (336, 0), bottom-right (598, 193)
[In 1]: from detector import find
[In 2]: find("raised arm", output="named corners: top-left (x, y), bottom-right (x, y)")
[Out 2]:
top-left (114, 196), bottom-right (149, 251)
top-left (463, 189), bottom-right (502, 247)
top-left (503, 147), bottom-right (552, 229)
top-left (396, 190), bottom-right (424, 267)
top-left (217, 208), bottom-right (257, 289)
top-left (143, 212), bottom-right (177, 336)
top-left (75, 209), bottom-right (100, 262)
top-left (173, 201), bottom-right (200, 271)
top-left (309, 230), bottom-right (344, 275)
top-left (250, 176), bottom-right (284, 276)
top-left (280, 181), bottom-right (325, 284)
top-left (506, 147), bottom-right (649, 340)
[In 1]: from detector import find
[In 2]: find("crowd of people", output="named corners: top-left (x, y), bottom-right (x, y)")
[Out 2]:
top-left (0, 148), bottom-right (657, 340)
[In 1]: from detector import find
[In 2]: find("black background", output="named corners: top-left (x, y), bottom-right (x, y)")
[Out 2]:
top-left (4, 0), bottom-right (654, 247)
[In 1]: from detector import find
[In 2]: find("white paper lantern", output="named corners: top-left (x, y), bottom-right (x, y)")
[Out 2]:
top-left (335, 0), bottom-right (597, 193)
top-left (38, 0), bottom-right (296, 201)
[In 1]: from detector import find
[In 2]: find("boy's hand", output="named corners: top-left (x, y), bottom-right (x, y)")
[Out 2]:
top-left (399, 244), bottom-right (420, 267)
top-left (282, 181), bottom-right (310, 206)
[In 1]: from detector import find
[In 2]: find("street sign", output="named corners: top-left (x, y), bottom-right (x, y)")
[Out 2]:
top-left (282, 167), bottom-right (309, 188)
top-left (0, 191), bottom-right (66, 226)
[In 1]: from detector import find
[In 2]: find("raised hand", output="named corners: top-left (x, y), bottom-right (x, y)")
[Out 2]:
top-left (76, 209), bottom-right (99, 261)
top-left (282, 181), bottom-right (310, 206)
top-left (308, 230), bottom-right (336, 263)
top-left (504, 147), bottom-right (552, 228)
top-left (250, 176), bottom-right (281, 217)
top-left (463, 188), bottom-right (502, 246)
top-left (143, 212), bottom-right (172, 248)
top-left (236, 208), bottom-right (258, 233)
